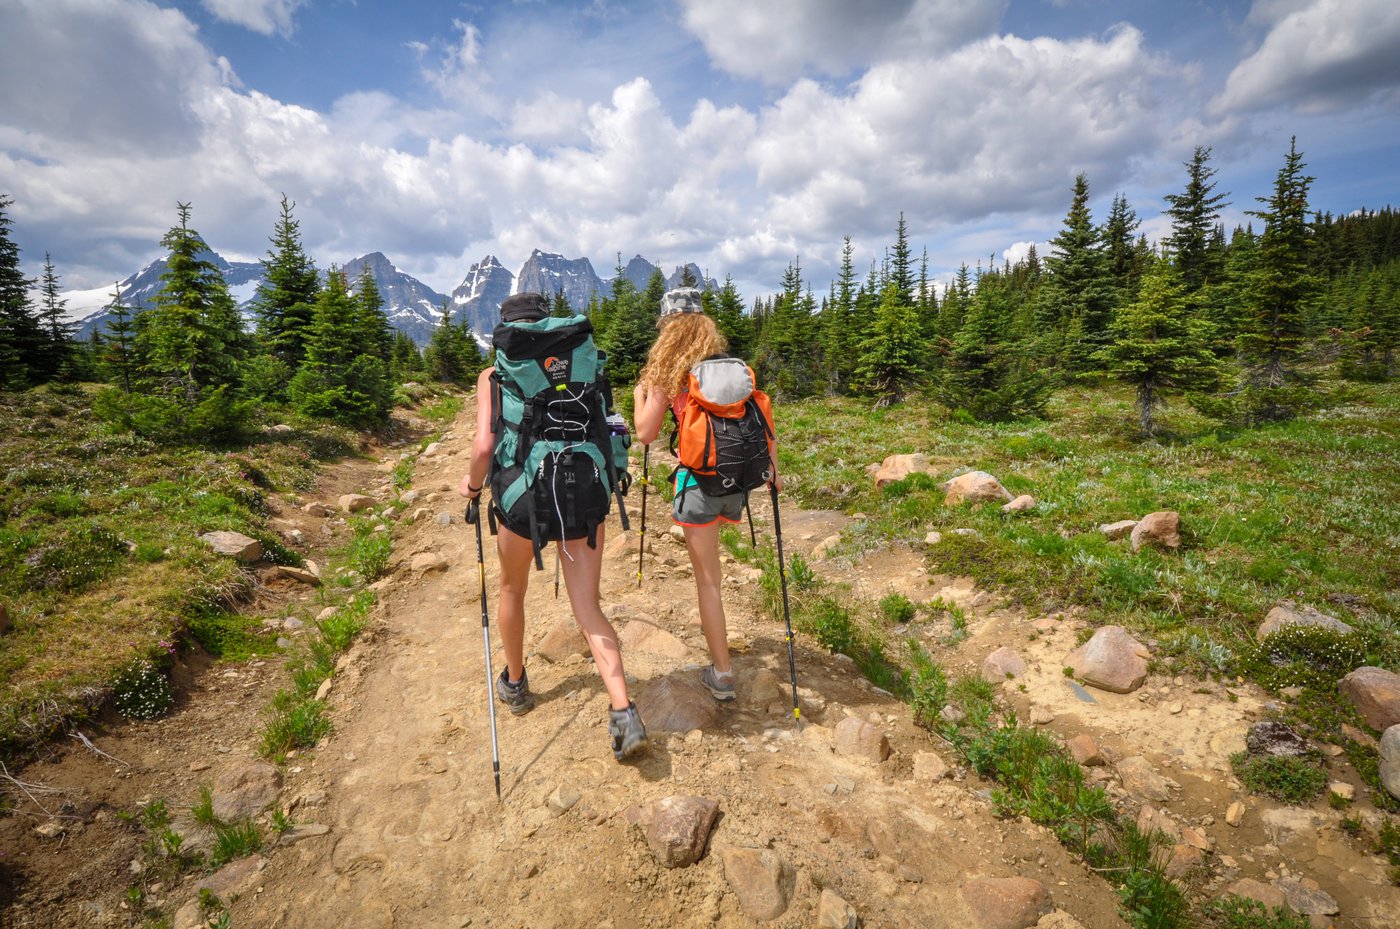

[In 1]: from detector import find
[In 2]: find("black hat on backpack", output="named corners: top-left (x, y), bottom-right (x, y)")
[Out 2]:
top-left (500, 292), bottom-right (549, 323)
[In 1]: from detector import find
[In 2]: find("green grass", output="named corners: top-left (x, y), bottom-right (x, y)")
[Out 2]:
top-left (0, 384), bottom-right (358, 763)
top-left (1230, 752), bottom-right (1329, 804)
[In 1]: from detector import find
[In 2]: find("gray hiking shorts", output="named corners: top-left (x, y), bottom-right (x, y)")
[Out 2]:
top-left (672, 468), bottom-right (744, 528)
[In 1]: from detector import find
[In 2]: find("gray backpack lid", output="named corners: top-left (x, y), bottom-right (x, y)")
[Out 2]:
top-left (691, 356), bottom-right (754, 407)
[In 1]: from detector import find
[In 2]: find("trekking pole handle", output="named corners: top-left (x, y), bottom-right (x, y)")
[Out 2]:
top-left (466, 499), bottom-right (480, 525)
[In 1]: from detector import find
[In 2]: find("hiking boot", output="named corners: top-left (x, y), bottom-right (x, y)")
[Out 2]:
top-left (496, 669), bottom-right (535, 716)
top-left (699, 665), bottom-right (736, 702)
top-left (608, 702), bottom-right (649, 761)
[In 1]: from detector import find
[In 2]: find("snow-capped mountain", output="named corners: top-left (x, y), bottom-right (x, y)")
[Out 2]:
top-left (66, 252), bottom-right (262, 338)
top-left (340, 252), bottom-right (449, 346)
top-left (449, 255), bottom-right (514, 335)
top-left (515, 249), bottom-right (604, 314)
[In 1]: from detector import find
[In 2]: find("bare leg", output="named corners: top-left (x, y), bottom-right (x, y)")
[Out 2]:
top-left (558, 527), bottom-right (632, 711)
top-left (494, 526), bottom-right (534, 683)
top-left (683, 522), bottom-right (730, 674)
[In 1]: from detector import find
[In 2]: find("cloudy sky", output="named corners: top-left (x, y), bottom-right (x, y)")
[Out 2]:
top-left (2, 0), bottom-right (1398, 301)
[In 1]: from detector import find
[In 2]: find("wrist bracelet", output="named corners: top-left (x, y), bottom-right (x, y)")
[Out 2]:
top-left (466, 481), bottom-right (482, 493)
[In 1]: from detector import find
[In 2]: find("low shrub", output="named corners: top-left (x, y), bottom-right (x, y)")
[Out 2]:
top-left (111, 657), bottom-right (175, 720)
top-left (1229, 752), bottom-right (1328, 804)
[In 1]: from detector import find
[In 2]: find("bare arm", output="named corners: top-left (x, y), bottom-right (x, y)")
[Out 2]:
top-left (459, 366), bottom-right (496, 498)
top-left (632, 381), bottom-right (670, 446)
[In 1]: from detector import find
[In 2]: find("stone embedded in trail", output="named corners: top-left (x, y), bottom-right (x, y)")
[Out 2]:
top-left (546, 785), bottom-right (581, 816)
top-left (1245, 721), bottom-right (1311, 757)
top-left (1115, 756), bottom-right (1173, 802)
top-left (810, 533), bottom-right (843, 561)
top-left (1067, 734), bottom-right (1105, 767)
top-left (818, 888), bottom-right (859, 929)
top-left (1379, 725), bottom-right (1400, 801)
top-left (618, 619), bottom-right (690, 660)
top-left (942, 470), bottom-right (1014, 506)
top-left (642, 795), bottom-right (719, 868)
top-left (536, 616), bottom-right (590, 663)
top-left (199, 531), bottom-right (262, 563)
top-left (411, 551), bottom-right (449, 572)
top-left (1165, 844), bottom-right (1205, 879)
top-left (606, 533), bottom-right (653, 558)
top-left (1098, 520), bottom-right (1138, 541)
top-left (1002, 494), bottom-right (1036, 514)
top-left (277, 562), bottom-right (322, 586)
top-left (211, 763), bottom-right (282, 822)
top-left (960, 876), bottom-right (1053, 929)
top-left (718, 846), bottom-right (794, 920)
top-left (1130, 511), bottom-right (1180, 552)
top-left (913, 751), bottom-right (950, 782)
top-left (924, 530), bottom-right (944, 545)
top-left (1064, 625), bottom-right (1150, 693)
top-left (834, 716), bottom-right (891, 763)
top-left (981, 646), bottom-right (1027, 683)
top-left (637, 676), bottom-right (720, 732)
top-left (303, 502), bottom-right (332, 517)
top-left (1224, 878), bottom-right (1287, 912)
top-left (1226, 801), bottom-right (1246, 827)
top-left (278, 823), bottom-right (331, 846)
top-left (194, 854), bottom-right (264, 899)
top-left (1256, 600), bottom-right (1354, 641)
top-left (1339, 666), bottom-right (1400, 731)
top-left (1274, 877), bottom-right (1339, 916)
top-left (748, 667), bottom-right (785, 708)
top-left (1137, 806), bottom-right (1182, 842)
top-left (338, 493), bottom-right (375, 513)
top-left (872, 453), bottom-right (936, 488)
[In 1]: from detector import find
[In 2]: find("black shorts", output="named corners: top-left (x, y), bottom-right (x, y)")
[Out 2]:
top-left (492, 505), bottom-right (595, 544)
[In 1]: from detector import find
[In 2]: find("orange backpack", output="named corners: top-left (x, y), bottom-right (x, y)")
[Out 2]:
top-left (671, 356), bottom-right (775, 497)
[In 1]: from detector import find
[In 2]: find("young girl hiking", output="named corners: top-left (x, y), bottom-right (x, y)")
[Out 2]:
top-left (460, 292), bottom-right (648, 762)
top-left (632, 287), bottom-right (781, 701)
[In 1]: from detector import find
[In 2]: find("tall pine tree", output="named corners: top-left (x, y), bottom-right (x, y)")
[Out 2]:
top-left (253, 194), bottom-right (320, 367)
top-left (0, 195), bottom-right (42, 388)
top-left (1164, 146), bottom-right (1230, 293)
top-left (37, 252), bottom-right (74, 381)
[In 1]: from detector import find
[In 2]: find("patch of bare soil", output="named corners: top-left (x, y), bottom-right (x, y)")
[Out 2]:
top-left (5, 399), bottom-right (1397, 928)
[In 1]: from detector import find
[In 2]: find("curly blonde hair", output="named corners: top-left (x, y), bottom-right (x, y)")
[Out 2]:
top-left (639, 313), bottom-right (728, 395)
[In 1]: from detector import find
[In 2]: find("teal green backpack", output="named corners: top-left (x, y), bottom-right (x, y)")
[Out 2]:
top-left (487, 314), bottom-right (630, 567)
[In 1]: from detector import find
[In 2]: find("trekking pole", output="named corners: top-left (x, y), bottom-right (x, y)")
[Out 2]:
top-left (744, 495), bottom-right (757, 547)
top-left (768, 482), bottom-right (801, 728)
top-left (636, 444), bottom-right (649, 588)
top-left (553, 548), bottom-right (561, 599)
top-left (466, 499), bottom-right (502, 801)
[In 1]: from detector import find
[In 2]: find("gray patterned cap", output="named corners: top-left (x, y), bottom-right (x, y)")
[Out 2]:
top-left (659, 287), bottom-right (704, 318)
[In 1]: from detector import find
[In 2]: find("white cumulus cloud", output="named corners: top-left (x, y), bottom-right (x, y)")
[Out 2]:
top-left (1215, 0), bottom-right (1400, 114)
top-left (201, 0), bottom-right (308, 37)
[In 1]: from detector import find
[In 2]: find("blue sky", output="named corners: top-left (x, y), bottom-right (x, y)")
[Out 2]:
top-left (3, 0), bottom-right (1398, 302)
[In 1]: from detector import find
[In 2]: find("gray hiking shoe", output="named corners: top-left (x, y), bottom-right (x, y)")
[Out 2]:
top-left (496, 669), bottom-right (535, 716)
top-left (608, 702), bottom-right (649, 761)
top-left (699, 665), bottom-right (736, 701)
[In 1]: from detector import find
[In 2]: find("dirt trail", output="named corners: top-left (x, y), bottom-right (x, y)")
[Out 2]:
top-left (226, 399), bottom-right (1132, 929)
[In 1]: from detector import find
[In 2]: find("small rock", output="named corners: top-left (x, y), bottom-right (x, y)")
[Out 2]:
top-left (960, 876), bottom-right (1053, 929)
top-left (817, 888), bottom-right (859, 929)
top-left (1098, 520), bottom-right (1138, 541)
top-left (643, 796), bottom-right (719, 868)
top-left (1001, 494), bottom-right (1035, 514)
top-left (546, 785), bottom-right (582, 816)
top-left (337, 493), bottom-right (375, 513)
top-left (199, 531), bottom-right (262, 563)
top-left (833, 716), bottom-right (891, 763)
top-left (943, 470), bottom-right (1014, 506)
top-left (1339, 667), bottom-right (1400, 731)
top-left (982, 646), bottom-right (1027, 683)
top-left (1130, 511), bottom-right (1180, 552)
top-left (277, 823), bottom-right (331, 846)
top-left (303, 502), bottom-right (332, 517)
top-left (277, 563), bottom-right (322, 586)
top-left (1067, 734), bottom-right (1104, 767)
top-left (1379, 724), bottom-right (1400, 801)
top-left (1224, 878), bottom-right (1286, 912)
top-left (535, 616), bottom-right (591, 663)
top-left (411, 551), bottom-right (449, 572)
top-left (718, 846), bottom-right (794, 919)
top-left (1256, 601), bottom-right (1354, 641)
top-left (1274, 877), bottom-right (1338, 916)
top-left (314, 678), bottom-right (332, 701)
top-left (1030, 708), bottom-right (1055, 726)
top-left (1246, 720), bottom-right (1311, 758)
top-left (1165, 844), bottom-right (1205, 879)
top-left (1226, 801), bottom-right (1246, 827)
top-left (1065, 626), bottom-right (1150, 693)
top-left (434, 512), bottom-right (453, 526)
top-left (1116, 756), bottom-right (1172, 802)
top-left (211, 763), bottom-right (283, 822)
top-left (33, 820), bottom-right (68, 839)
top-left (872, 453), bottom-right (937, 489)
top-left (913, 752), bottom-right (950, 783)
top-left (924, 530), bottom-right (944, 545)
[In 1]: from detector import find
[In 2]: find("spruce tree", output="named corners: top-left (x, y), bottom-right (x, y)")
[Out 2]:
top-left (1164, 146), bottom-right (1230, 293)
top-left (1103, 193), bottom-right (1144, 301)
top-left (37, 252), bottom-right (74, 381)
top-left (710, 275), bottom-right (752, 360)
top-left (1094, 258), bottom-right (1224, 436)
top-left (1035, 174), bottom-right (1115, 374)
top-left (289, 269), bottom-right (391, 425)
top-left (0, 195), bottom-right (42, 388)
top-left (351, 264), bottom-right (393, 360)
top-left (253, 194), bottom-right (320, 367)
top-left (1238, 138), bottom-right (1319, 421)
top-left (100, 282), bottom-right (137, 393)
top-left (550, 289), bottom-right (573, 318)
top-left (855, 281), bottom-right (925, 406)
top-left (890, 212), bottom-right (915, 306)
top-left (940, 287), bottom-right (1051, 422)
top-left (600, 269), bottom-right (664, 388)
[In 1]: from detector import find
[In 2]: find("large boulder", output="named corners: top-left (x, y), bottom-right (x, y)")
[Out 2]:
top-left (981, 646), bottom-right (1027, 683)
top-left (1339, 666), bottom-right (1400, 731)
top-left (871, 453), bottom-right (936, 489)
top-left (1256, 601), bottom-right (1354, 641)
top-left (942, 471), bottom-right (1013, 507)
top-left (1130, 511), bottom-right (1180, 552)
top-left (834, 716), bottom-right (891, 763)
top-left (1064, 626), bottom-right (1150, 693)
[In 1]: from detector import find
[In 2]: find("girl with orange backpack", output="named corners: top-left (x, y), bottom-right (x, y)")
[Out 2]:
top-left (633, 288), bottom-right (781, 702)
